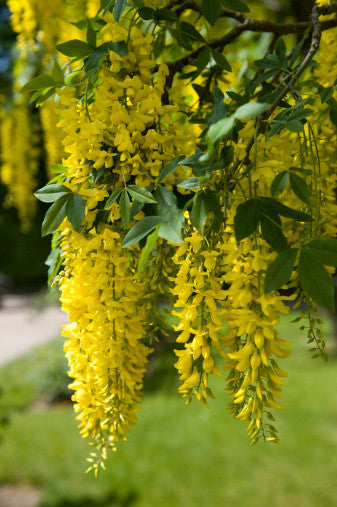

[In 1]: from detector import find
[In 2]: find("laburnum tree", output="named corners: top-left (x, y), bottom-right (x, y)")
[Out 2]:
top-left (3, 0), bottom-right (337, 473)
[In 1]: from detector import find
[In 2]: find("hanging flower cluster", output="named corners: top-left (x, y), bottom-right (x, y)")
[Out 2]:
top-left (9, 0), bottom-right (337, 471)
top-left (7, 0), bottom-right (90, 54)
top-left (0, 0), bottom-right (99, 227)
top-left (173, 233), bottom-right (228, 407)
top-left (43, 14), bottom-right (196, 471)
top-left (0, 104), bottom-right (40, 229)
top-left (60, 227), bottom-right (150, 469)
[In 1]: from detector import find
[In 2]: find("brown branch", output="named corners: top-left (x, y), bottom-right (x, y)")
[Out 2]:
top-left (159, 0), bottom-right (336, 104)
top-left (164, 23), bottom-right (248, 93)
top-left (160, 22), bottom-right (247, 104)
top-left (163, 15), bottom-right (337, 92)
top-left (220, 2), bottom-right (337, 23)
top-left (226, 5), bottom-right (322, 188)
top-left (169, 0), bottom-right (201, 17)
top-left (226, 19), bottom-right (309, 35)
top-left (318, 1), bottom-right (337, 15)
top-left (169, 0), bottom-right (337, 23)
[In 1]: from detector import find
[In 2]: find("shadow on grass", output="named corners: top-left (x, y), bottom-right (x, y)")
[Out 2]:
top-left (40, 491), bottom-right (138, 507)
top-left (143, 339), bottom-right (178, 395)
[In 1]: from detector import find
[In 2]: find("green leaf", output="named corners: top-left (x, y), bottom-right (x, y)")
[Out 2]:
top-left (90, 18), bottom-right (106, 30)
top-left (113, 0), bottom-right (127, 21)
top-left (122, 216), bottom-right (164, 248)
top-left (298, 249), bottom-right (335, 312)
top-left (52, 61), bottom-right (64, 82)
top-left (191, 85), bottom-right (207, 99)
top-left (264, 248), bottom-right (297, 293)
top-left (196, 47), bottom-right (210, 73)
top-left (289, 172), bottom-right (312, 205)
top-left (45, 246), bottom-right (63, 285)
top-left (154, 186), bottom-right (180, 220)
top-left (131, 199), bottom-right (145, 218)
top-left (105, 188), bottom-right (123, 208)
top-left (82, 17), bottom-right (105, 30)
top-left (84, 46), bottom-right (106, 75)
top-left (119, 189), bottom-right (131, 226)
top-left (137, 7), bottom-right (156, 19)
top-left (220, 145), bottom-right (234, 167)
top-left (108, 40), bottom-right (129, 57)
top-left (306, 239), bottom-right (337, 267)
top-left (154, 8), bottom-right (177, 21)
top-left (208, 87), bottom-right (227, 126)
top-left (48, 175), bottom-right (66, 184)
top-left (35, 88), bottom-right (56, 105)
top-left (274, 37), bottom-right (287, 65)
top-left (234, 102), bottom-right (269, 120)
top-left (325, 89), bottom-right (337, 105)
top-left (178, 21), bottom-right (206, 44)
top-left (64, 69), bottom-right (82, 85)
top-left (35, 184), bottom-right (71, 203)
top-left (289, 166), bottom-right (312, 175)
top-left (329, 103), bottom-right (337, 127)
top-left (290, 28), bottom-right (310, 67)
top-left (206, 117), bottom-right (235, 146)
top-left (260, 198), bottom-right (313, 222)
top-left (41, 196), bottom-right (68, 236)
top-left (234, 199), bottom-right (259, 242)
top-left (158, 156), bottom-right (184, 183)
top-left (211, 49), bottom-right (232, 72)
top-left (29, 90), bottom-right (44, 103)
top-left (21, 75), bottom-right (58, 93)
top-left (138, 7), bottom-right (176, 21)
top-left (101, 0), bottom-right (114, 14)
top-left (65, 192), bottom-right (86, 233)
top-left (153, 29), bottom-right (166, 58)
top-left (201, 0), bottom-right (221, 26)
top-left (137, 228), bottom-right (159, 278)
top-left (50, 164), bottom-right (66, 174)
top-left (181, 148), bottom-right (206, 177)
top-left (56, 39), bottom-right (93, 58)
top-left (268, 122), bottom-right (284, 138)
top-left (198, 152), bottom-right (212, 166)
top-left (289, 108), bottom-right (314, 121)
top-left (255, 54), bottom-right (282, 70)
top-left (191, 193), bottom-right (209, 230)
top-left (71, 18), bottom-right (88, 30)
top-left (270, 171), bottom-right (289, 197)
top-left (227, 91), bottom-right (246, 105)
top-left (260, 211), bottom-right (288, 253)
top-left (286, 120), bottom-right (303, 133)
top-left (177, 177), bottom-right (200, 189)
top-left (251, 69), bottom-right (277, 88)
top-left (127, 185), bottom-right (157, 204)
top-left (204, 189), bottom-right (223, 232)
top-left (158, 212), bottom-right (185, 244)
top-left (86, 20), bottom-right (97, 48)
top-left (220, 0), bottom-right (250, 12)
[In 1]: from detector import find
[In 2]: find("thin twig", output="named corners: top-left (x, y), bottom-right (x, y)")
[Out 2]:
top-left (225, 5), bottom-right (322, 188)
top-left (168, 0), bottom-right (337, 20)
top-left (162, 15), bottom-right (336, 98)
top-left (318, 1), bottom-right (337, 16)
top-left (249, 33), bottom-right (279, 90)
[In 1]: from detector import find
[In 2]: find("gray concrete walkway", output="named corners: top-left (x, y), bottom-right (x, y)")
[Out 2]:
top-left (0, 294), bottom-right (68, 367)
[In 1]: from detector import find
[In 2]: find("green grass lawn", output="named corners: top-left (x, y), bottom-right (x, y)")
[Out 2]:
top-left (0, 312), bottom-right (337, 507)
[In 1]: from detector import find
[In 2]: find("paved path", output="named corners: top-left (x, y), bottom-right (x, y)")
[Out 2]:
top-left (0, 294), bottom-right (68, 367)
top-left (0, 485), bottom-right (41, 507)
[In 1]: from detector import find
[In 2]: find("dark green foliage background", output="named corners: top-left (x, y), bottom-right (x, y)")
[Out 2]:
top-left (0, 184), bottom-right (50, 287)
